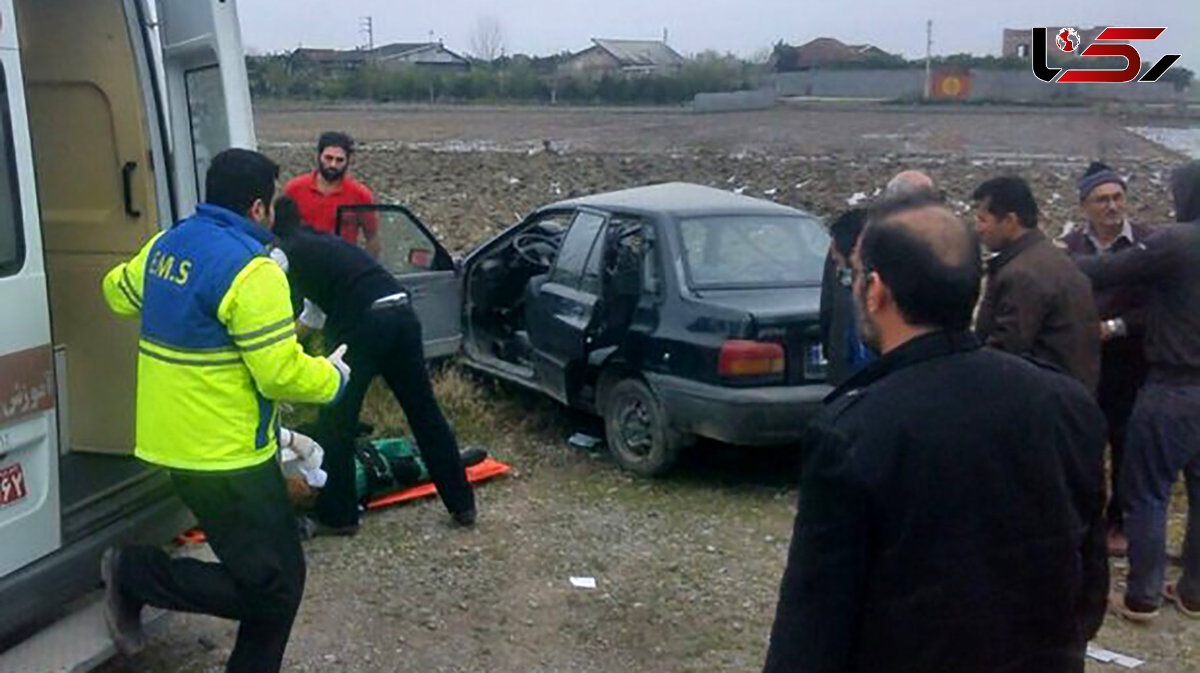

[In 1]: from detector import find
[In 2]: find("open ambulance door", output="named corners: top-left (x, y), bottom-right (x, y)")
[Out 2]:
top-left (154, 0), bottom-right (255, 213)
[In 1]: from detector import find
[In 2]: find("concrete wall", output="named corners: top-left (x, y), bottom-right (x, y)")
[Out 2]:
top-left (771, 70), bottom-right (924, 99)
top-left (969, 70), bottom-right (1189, 103)
top-left (764, 69), bottom-right (1189, 103)
top-left (693, 87), bottom-right (777, 113)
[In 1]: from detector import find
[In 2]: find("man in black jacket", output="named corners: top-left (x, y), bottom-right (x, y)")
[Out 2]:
top-left (1075, 160), bottom-right (1200, 622)
top-left (763, 193), bottom-right (1108, 673)
top-left (269, 197), bottom-right (476, 533)
top-left (818, 208), bottom-right (872, 386)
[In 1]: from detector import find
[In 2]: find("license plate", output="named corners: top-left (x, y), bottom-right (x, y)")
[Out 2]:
top-left (804, 343), bottom-right (828, 380)
top-left (0, 463), bottom-right (28, 508)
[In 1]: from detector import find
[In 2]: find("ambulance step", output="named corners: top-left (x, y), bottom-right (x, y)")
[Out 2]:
top-left (0, 594), bottom-right (167, 673)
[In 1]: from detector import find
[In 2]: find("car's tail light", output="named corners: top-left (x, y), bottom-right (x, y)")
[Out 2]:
top-left (718, 340), bottom-right (785, 380)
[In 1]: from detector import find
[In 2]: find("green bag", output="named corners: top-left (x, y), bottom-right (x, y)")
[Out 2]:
top-left (354, 437), bottom-right (430, 501)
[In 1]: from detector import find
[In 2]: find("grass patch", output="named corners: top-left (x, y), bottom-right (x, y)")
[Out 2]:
top-left (356, 361), bottom-right (571, 448)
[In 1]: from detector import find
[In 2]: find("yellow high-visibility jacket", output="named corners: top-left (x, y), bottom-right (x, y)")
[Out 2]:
top-left (102, 204), bottom-right (343, 472)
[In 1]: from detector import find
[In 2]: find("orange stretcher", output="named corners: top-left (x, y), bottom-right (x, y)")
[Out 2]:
top-left (175, 458), bottom-right (512, 544)
top-left (366, 457), bottom-right (511, 509)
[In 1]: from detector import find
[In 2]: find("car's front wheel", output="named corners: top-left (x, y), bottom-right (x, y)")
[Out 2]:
top-left (603, 378), bottom-right (684, 477)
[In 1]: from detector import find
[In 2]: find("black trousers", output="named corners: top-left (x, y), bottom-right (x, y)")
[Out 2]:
top-left (314, 304), bottom-right (474, 527)
top-left (1098, 344), bottom-right (1146, 529)
top-left (120, 459), bottom-right (306, 673)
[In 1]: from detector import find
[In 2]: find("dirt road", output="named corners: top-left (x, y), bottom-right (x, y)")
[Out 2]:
top-left (98, 104), bottom-right (1198, 673)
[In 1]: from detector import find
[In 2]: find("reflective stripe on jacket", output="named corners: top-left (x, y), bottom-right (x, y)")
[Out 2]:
top-left (102, 204), bottom-right (342, 471)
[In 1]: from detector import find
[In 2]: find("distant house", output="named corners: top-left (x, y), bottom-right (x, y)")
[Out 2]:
top-left (289, 48), bottom-right (366, 75)
top-left (289, 42), bottom-right (470, 76)
top-left (559, 38), bottom-right (686, 79)
top-left (775, 37), bottom-right (901, 71)
top-left (371, 42), bottom-right (471, 72)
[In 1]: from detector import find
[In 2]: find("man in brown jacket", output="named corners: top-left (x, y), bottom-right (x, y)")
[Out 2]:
top-left (973, 176), bottom-right (1100, 393)
top-left (1061, 161), bottom-right (1152, 555)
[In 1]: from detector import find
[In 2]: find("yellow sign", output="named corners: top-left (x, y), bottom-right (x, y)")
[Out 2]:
top-left (940, 76), bottom-right (963, 97)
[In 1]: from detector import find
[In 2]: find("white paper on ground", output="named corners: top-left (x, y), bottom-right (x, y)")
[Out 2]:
top-left (1087, 644), bottom-right (1144, 668)
top-left (569, 576), bottom-right (597, 589)
top-left (567, 433), bottom-right (602, 449)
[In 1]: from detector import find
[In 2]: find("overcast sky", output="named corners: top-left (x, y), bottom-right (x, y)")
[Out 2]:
top-left (237, 0), bottom-right (1197, 72)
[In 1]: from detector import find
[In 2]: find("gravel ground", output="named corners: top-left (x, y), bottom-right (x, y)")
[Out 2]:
top-left (97, 103), bottom-right (1198, 673)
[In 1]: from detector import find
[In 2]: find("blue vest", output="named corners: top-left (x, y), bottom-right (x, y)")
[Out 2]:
top-left (139, 204), bottom-right (277, 448)
top-left (140, 204), bottom-right (273, 351)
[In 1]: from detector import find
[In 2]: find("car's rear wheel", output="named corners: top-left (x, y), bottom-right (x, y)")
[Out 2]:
top-left (603, 378), bottom-right (683, 477)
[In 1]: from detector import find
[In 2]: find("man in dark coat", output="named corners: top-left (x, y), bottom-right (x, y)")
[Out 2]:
top-left (1075, 160), bottom-right (1200, 622)
top-left (763, 193), bottom-right (1108, 673)
top-left (973, 176), bottom-right (1101, 393)
top-left (1060, 161), bottom-right (1152, 555)
top-left (819, 208), bottom-right (872, 386)
top-left (269, 197), bottom-right (476, 534)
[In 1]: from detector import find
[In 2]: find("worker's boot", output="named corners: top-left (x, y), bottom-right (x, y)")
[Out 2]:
top-left (460, 446), bottom-right (489, 467)
top-left (304, 516), bottom-right (360, 538)
top-left (452, 508), bottom-right (477, 527)
top-left (100, 547), bottom-right (147, 656)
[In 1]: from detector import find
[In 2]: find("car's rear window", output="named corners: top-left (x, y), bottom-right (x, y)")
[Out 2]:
top-left (677, 215), bottom-right (828, 289)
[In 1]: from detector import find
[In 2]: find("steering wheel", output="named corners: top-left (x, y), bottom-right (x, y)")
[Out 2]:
top-left (513, 232), bottom-right (560, 268)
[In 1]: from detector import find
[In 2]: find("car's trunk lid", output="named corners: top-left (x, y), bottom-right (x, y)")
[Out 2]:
top-left (691, 285), bottom-right (826, 384)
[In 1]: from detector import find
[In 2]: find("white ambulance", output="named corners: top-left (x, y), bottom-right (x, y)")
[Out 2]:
top-left (0, 0), bottom-right (254, 669)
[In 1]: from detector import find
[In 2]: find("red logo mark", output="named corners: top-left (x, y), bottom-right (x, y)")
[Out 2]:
top-left (1033, 27), bottom-right (1182, 84)
top-left (1057, 28), bottom-right (1079, 52)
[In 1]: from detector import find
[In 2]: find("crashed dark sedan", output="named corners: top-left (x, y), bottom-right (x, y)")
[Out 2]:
top-left (350, 182), bottom-right (833, 475)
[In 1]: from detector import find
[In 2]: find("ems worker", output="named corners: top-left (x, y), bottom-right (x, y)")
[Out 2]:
top-left (98, 149), bottom-right (350, 673)
top-left (270, 196), bottom-right (476, 533)
top-left (283, 131), bottom-right (380, 257)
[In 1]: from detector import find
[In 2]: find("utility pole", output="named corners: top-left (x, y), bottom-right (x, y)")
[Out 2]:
top-left (359, 16), bottom-right (374, 52)
top-left (924, 19), bottom-right (933, 100)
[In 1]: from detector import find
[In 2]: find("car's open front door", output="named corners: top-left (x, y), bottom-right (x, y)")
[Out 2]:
top-left (154, 0), bottom-right (254, 214)
top-left (525, 210), bottom-right (608, 404)
top-left (338, 204), bottom-right (463, 359)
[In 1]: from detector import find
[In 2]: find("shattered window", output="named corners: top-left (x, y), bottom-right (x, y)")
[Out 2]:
top-left (552, 211), bottom-right (605, 289)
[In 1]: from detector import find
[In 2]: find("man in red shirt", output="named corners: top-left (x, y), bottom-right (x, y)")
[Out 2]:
top-left (284, 131), bottom-right (380, 258)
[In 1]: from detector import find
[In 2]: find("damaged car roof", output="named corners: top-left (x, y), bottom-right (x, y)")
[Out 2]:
top-left (549, 182), bottom-right (810, 218)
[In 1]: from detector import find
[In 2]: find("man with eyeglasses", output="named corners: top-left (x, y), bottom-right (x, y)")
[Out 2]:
top-left (764, 192), bottom-right (1107, 673)
top-left (819, 208), bottom-right (873, 386)
top-left (1074, 160), bottom-right (1200, 623)
top-left (1060, 162), bottom-right (1152, 557)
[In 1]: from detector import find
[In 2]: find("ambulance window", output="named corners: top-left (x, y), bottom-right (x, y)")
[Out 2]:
top-left (0, 65), bottom-right (23, 277)
top-left (184, 65), bottom-right (230, 202)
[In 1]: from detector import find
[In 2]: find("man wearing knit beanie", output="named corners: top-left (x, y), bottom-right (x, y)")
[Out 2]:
top-left (1075, 160), bottom-right (1200, 623)
top-left (1062, 161), bottom-right (1152, 558)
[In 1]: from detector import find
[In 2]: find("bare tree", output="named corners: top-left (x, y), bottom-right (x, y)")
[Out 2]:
top-left (470, 15), bottom-right (505, 63)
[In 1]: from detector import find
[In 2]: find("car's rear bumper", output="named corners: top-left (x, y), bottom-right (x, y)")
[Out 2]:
top-left (645, 373), bottom-right (831, 446)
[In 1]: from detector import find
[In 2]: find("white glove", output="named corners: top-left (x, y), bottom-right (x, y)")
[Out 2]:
top-left (278, 428), bottom-right (328, 487)
top-left (327, 344), bottom-right (351, 385)
top-left (291, 432), bottom-right (325, 472)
